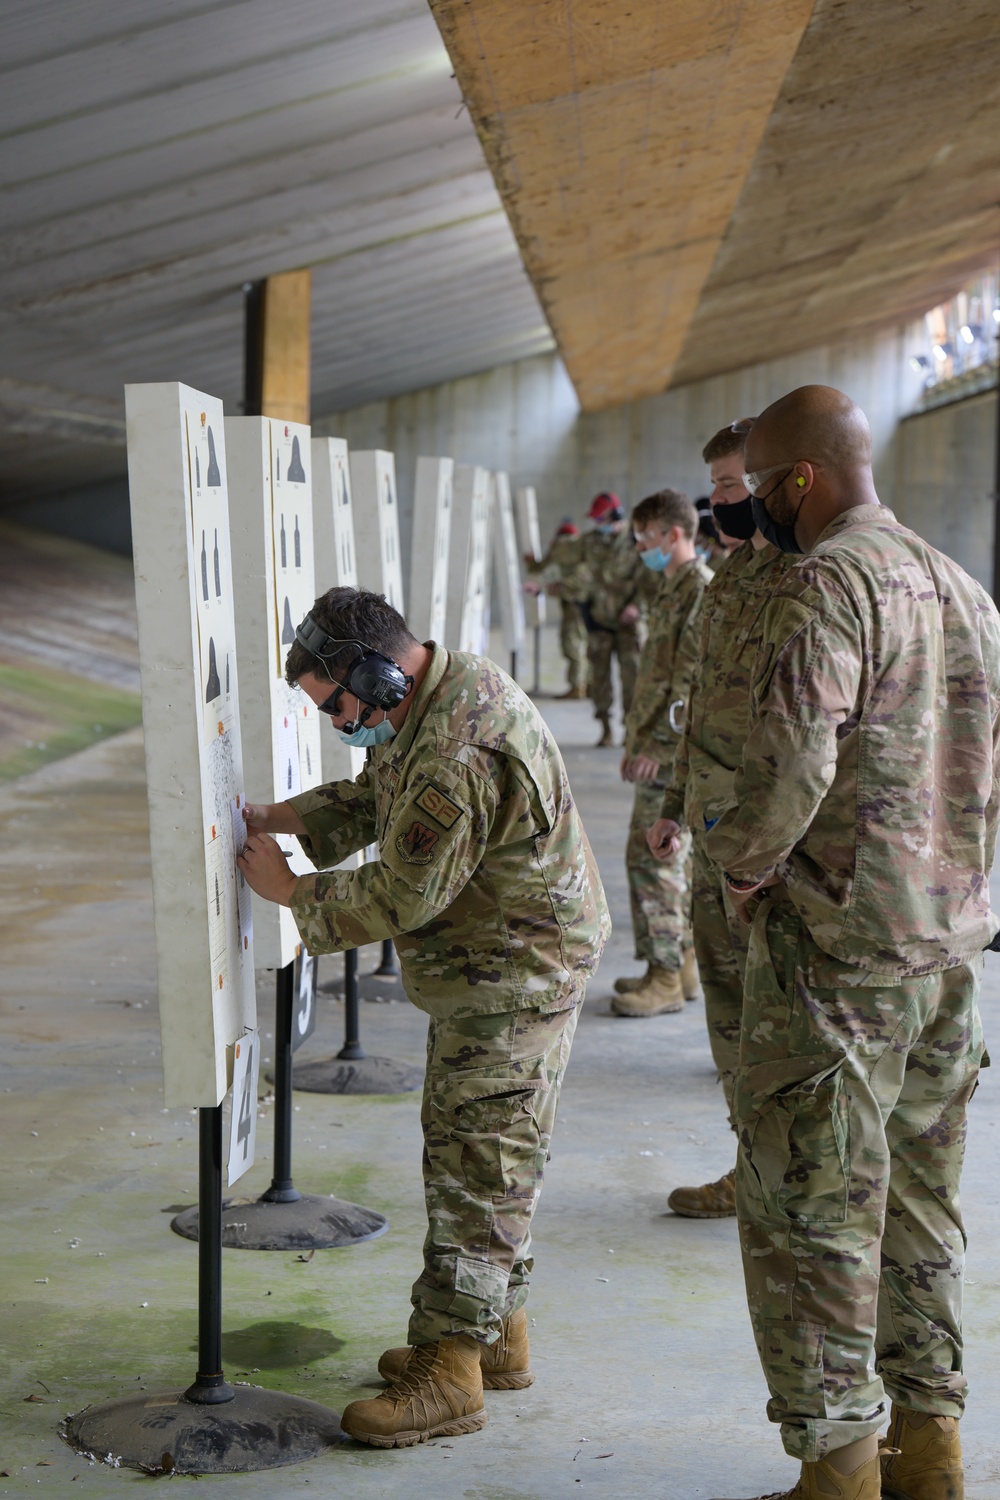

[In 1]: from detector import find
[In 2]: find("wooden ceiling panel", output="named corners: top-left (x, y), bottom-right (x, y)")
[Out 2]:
top-left (430, 0), bottom-right (817, 409)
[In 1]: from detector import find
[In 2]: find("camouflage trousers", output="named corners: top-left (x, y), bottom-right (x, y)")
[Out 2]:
top-left (691, 826), bottom-right (749, 1125)
top-left (735, 894), bottom-right (984, 1463)
top-left (626, 778), bottom-right (692, 969)
top-left (560, 602), bottom-right (590, 691)
top-left (587, 622), bottom-right (642, 718)
top-left (408, 999), bottom-right (580, 1347)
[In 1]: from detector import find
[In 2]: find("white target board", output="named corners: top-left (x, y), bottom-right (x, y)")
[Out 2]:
top-left (311, 436), bottom-right (365, 789)
top-left (125, 383), bottom-right (256, 1107)
top-left (226, 417), bottom-right (323, 971)
top-left (350, 450), bottom-right (405, 613)
top-left (409, 456), bottom-right (454, 643)
top-left (515, 485), bottom-right (547, 628)
top-left (491, 471), bottom-right (526, 655)
top-left (447, 464), bottom-right (491, 655)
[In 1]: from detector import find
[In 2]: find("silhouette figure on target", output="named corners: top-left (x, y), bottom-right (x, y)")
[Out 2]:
top-left (281, 597), bottom-right (295, 645)
top-left (206, 427), bottom-right (221, 488)
top-left (287, 436), bottom-right (306, 484)
top-left (205, 637), bottom-right (222, 701)
top-left (213, 529), bottom-right (221, 597)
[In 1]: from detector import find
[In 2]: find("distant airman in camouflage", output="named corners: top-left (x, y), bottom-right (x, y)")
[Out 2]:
top-left (648, 421), bottom-right (796, 1217)
top-left (613, 488), bottom-right (712, 1017)
top-left (523, 519), bottom-right (590, 698)
top-left (567, 492), bottom-right (654, 746)
top-left (704, 386), bottom-right (1000, 1500)
top-left (238, 586), bottom-right (609, 1450)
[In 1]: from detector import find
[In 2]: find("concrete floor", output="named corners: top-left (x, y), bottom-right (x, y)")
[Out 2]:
top-left (2, 652), bottom-right (1000, 1499)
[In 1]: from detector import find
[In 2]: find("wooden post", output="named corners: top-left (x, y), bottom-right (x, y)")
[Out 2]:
top-left (244, 270), bottom-right (311, 425)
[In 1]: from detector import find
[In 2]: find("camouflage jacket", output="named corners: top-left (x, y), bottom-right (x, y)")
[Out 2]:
top-left (525, 534), bottom-right (588, 602)
top-left (707, 505), bottom-right (1000, 975)
top-left (661, 541), bottom-right (797, 828)
top-left (287, 645), bottom-right (611, 1018)
top-left (568, 529), bottom-right (655, 628)
top-left (625, 558), bottom-right (714, 769)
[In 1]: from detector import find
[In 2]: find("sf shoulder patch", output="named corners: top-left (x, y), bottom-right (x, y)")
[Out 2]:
top-left (414, 783), bottom-right (464, 829)
top-left (396, 820), bottom-right (440, 864)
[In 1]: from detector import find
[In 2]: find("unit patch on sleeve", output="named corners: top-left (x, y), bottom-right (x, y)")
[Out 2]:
top-left (396, 821), bottom-right (440, 864)
top-left (414, 783), bottom-right (464, 829)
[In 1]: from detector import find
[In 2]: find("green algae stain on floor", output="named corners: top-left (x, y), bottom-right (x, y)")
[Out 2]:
top-left (0, 662), bottom-right (141, 782)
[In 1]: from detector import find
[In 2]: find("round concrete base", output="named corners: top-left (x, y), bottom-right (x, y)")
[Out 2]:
top-left (169, 1192), bottom-right (388, 1250)
top-left (291, 1054), bottom-right (424, 1094)
top-left (64, 1384), bottom-right (346, 1474)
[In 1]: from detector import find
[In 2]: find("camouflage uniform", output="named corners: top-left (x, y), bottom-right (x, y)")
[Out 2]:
top-left (623, 558), bottom-right (713, 969)
top-left (706, 505), bottom-right (1000, 1463)
top-left (570, 529), bottom-right (652, 718)
top-left (660, 542), bottom-right (797, 1114)
top-left (287, 645), bottom-right (610, 1345)
top-left (525, 535), bottom-right (589, 692)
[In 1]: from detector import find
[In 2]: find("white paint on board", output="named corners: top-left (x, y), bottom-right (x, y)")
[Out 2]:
top-left (409, 456), bottom-right (454, 643)
top-left (447, 464), bottom-right (491, 656)
top-left (226, 416), bottom-right (322, 970)
top-left (125, 382), bottom-right (256, 1107)
top-left (491, 471), bottom-right (526, 655)
top-left (311, 436), bottom-right (365, 794)
top-left (350, 449), bottom-right (405, 613)
top-left (515, 485), bottom-right (547, 628)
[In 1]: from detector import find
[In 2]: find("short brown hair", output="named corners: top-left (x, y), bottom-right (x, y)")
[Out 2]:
top-left (631, 488), bottom-right (696, 540)
top-left (701, 416), bottom-right (756, 464)
top-left (285, 586), bottom-right (417, 686)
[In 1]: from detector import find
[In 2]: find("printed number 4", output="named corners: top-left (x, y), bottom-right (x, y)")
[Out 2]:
top-left (236, 1041), bottom-right (255, 1160)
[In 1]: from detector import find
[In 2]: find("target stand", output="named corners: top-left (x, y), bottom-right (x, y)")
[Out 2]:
top-left (65, 1108), bottom-right (346, 1475)
top-left (172, 957), bottom-right (389, 1250)
top-left (296, 948), bottom-right (424, 1096)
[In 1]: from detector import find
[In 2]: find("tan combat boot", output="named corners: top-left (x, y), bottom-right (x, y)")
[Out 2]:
top-left (341, 1333), bottom-right (486, 1447)
top-left (596, 714), bottom-right (613, 747)
top-left (613, 965), bottom-right (652, 995)
top-left (668, 1166), bottom-right (736, 1217)
top-left (378, 1308), bottom-right (534, 1391)
top-left (716, 1452), bottom-right (880, 1499)
top-left (880, 1407), bottom-right (963, 1500)
top-left (555, 684), bottom-right (587, 700)
top-left (681, 948), bottom-right (701, 1000)
top-left (610, 964), bottom-right (684, 1016)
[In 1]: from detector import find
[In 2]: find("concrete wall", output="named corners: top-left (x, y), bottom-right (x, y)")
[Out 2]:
top-left (315, 322), bottom-right (936, 564)
top-left (896, 389), bottom-right (998, 591)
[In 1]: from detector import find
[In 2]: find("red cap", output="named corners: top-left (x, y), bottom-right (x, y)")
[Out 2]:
top-left (588, 492), bottom-right (623, 522)
top-left (556, 520), bottom-right (580, 537)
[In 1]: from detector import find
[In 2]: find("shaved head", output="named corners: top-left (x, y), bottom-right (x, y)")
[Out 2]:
top-left (745, 385), bottom-right (872, 478)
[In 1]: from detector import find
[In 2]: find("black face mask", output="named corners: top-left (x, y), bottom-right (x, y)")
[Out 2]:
top-left (750, 473), bottom-right (806, 555)
top-left (712, 495), bottom-right (756, 541)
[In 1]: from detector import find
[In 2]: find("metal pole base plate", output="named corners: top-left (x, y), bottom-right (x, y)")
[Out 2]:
top-left (169, 1193), bottom-right (388, 1250)
top-left (291, 1054), bottom-right (424, 1095)
top-left (64, 1384), bottom-right (345, 1475)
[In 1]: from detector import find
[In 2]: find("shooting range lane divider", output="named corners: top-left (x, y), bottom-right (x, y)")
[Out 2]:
top-left (172, 952), bottom-right (390, 1249)
top-left (63, 383), bottom-right (344, 1475)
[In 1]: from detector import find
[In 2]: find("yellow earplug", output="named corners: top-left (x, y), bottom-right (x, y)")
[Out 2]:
top-left (796, 476), bottom-right (806, 487)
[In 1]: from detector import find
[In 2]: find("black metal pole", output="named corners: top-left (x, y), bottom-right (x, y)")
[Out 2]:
top-left (185, 1106), bottom-right (235, 1405)
top-left (338, 949), bottom-right (366, 1061)
top-left (993, 327), bottom-right (1000, 606)
top-left (373, 937), bottom-right (400, 977)
top-left (262, 961), bottom-right (300, 1204)
top-left (510, 648), bottom-right (518, 682)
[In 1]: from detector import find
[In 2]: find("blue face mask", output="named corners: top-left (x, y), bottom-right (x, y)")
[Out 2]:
top-left (640, 546), bottom-right (672, 572)
top-left (594, 522), bottom-right (617, 536)
top-left (337, 716), bottom-right (397, 748)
